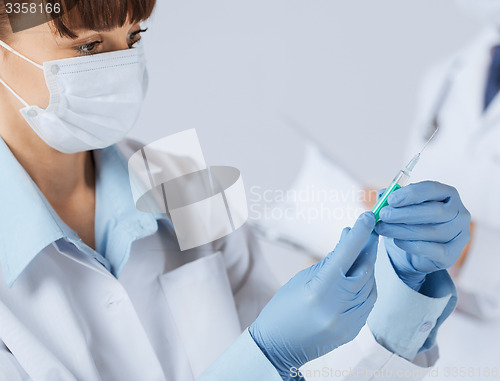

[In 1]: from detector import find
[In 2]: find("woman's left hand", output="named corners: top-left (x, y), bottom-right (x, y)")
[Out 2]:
top-left (375, 181), bottom-right (471, 290)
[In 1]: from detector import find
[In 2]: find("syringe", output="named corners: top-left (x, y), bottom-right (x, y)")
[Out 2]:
top-left (371, 128), bottom-right (439, 222)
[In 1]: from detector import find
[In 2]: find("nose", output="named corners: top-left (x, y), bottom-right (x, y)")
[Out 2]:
top-left (105, 39), bottom-right (131, 53)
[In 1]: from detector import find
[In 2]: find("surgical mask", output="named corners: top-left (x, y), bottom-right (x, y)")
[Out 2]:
top-left (0, 40), bottom-right (148, 154)
top-left (457, 0), bottom-right (500, 27)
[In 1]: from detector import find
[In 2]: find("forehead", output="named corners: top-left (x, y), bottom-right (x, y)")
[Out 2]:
top-left (48, 0), bottom-right (155, 39)
top-left (2, 1), bottom-right (154, 40)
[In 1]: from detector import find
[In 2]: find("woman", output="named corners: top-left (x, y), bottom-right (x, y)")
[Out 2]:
top-left (0, 1), bottom-right (470, 380)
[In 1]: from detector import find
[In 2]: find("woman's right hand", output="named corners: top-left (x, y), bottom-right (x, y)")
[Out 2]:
top-left (249, 212), bottom-right (379, 380)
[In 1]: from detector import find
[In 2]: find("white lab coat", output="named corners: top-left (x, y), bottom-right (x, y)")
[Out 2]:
top-left (0, 140), bottom-right (445, 381)
top-left (408, 27), bottom-right (500, 321)
top-left (409, 29), bottom-right (500, 379)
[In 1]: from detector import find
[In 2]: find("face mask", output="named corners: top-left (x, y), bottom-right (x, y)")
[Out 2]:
top-left (457, 0), bottom-right (500, 27)
top-left (0, 40), bottom-right (148, 154)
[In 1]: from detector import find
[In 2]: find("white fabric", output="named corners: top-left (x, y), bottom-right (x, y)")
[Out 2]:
top-left (201, 326), bottom-right (439, 381)
top-left (408, 27), bottom-right (500, 379)
top-left (408, 28), bottom-right (500, 321)
top-left (422, 311), bottom-right (500, 380)
top-left (0, 40), bottom-right (148, 154)
top-left (301, 326), bottom-right (439, 381)
top-left (198, 329), bottom-right (282, 381)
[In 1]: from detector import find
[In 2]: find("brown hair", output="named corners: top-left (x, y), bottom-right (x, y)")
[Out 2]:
top-left (0, 0), bottom-right (156, 40)
top-left (0, 1), bottom-right (12, 42)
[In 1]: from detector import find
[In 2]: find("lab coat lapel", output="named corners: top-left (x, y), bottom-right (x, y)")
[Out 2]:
top-left (466, 29), bottom-right (500, 131)
top-left (482, 83), bottom-right (500, 131)
top-left (467, 29), bottom-right (500, 148)
top-left (482, 54), bottom-right (500, 129)
top-left (454, 31), bottom-right (498, 133)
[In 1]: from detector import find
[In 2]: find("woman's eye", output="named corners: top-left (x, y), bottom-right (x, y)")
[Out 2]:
top-left (77, 41), bottom-right (103, 55)
top-left (129, 28), bottom-right (148, 47)
top-left (129, 36), bottom-right (141, 48)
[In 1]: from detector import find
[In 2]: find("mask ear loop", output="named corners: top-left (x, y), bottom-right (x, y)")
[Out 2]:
top-left (0, 77), bottom-right (29, 107)
top-left (0, 39), bottom-right (43, 107)
top-left (0, 40), bottom-right (44, 70)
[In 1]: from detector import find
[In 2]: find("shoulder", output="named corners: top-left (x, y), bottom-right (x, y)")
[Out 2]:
top-left (418, 54), bottom-right (462, 99)
top-left (420, 28), bottom-right (496, 91)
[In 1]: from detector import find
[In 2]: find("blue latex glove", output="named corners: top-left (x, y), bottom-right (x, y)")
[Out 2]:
top-left (376, 181), bottom-right (471, 291)
top-left (249, 212), bottom-right (379, 380)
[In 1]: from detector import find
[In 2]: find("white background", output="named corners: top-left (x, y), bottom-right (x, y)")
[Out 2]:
top-left (133, 0), bottom-right (481, 191)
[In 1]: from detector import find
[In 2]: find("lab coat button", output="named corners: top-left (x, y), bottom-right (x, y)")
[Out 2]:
top-left (419, 321), bottom-right (432, 332)
top-left (106, 293), bottom-right (128, 308)
top-left (51, 64), bottom-right (60, 74)
top-left (107, 298), bottom-right (124, 308)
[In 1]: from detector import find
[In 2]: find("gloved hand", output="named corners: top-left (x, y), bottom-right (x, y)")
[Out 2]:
top-left (249, 212), bottom-right (379, 380)
top-left (376, 181), bottom-right (471, 291)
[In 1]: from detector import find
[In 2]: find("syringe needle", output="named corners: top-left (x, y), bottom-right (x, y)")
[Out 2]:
top-left (419, 128), bottom-right (439, 155)
top-left (372, 127), bottom-right (439, 222)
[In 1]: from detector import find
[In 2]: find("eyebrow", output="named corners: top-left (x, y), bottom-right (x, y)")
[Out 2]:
top-left (53, 21), bottom-right (144, 45)
top-left (66, 23), bottom-right (142, 38)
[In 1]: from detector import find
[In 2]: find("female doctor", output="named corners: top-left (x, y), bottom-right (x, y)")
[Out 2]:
top-left (0, 1), bottom-right (471, 380)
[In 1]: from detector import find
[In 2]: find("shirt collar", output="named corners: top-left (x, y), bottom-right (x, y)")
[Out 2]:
top-left (0, 138), bottom-right (166, 287)
top-left (0, 137), bottom-right (66, 287)
top-left (93, 144), bottom-right (163, 277)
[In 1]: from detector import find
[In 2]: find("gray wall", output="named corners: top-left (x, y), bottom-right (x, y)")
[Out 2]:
top-left (132, 0), bottom-right (480, 192)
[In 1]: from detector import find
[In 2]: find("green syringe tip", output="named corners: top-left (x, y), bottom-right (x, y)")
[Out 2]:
top-left (371, 182), bottom-right (402, 222)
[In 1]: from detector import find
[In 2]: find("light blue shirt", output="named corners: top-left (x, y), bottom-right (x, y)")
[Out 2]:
top-left (0, 137), bottom-right (168, 287)
top-left (0, 137), bottom-right (457, 380)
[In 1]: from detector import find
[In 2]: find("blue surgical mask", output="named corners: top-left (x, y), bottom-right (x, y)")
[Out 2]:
top-left (0, 40), bottom-right (148, 154)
